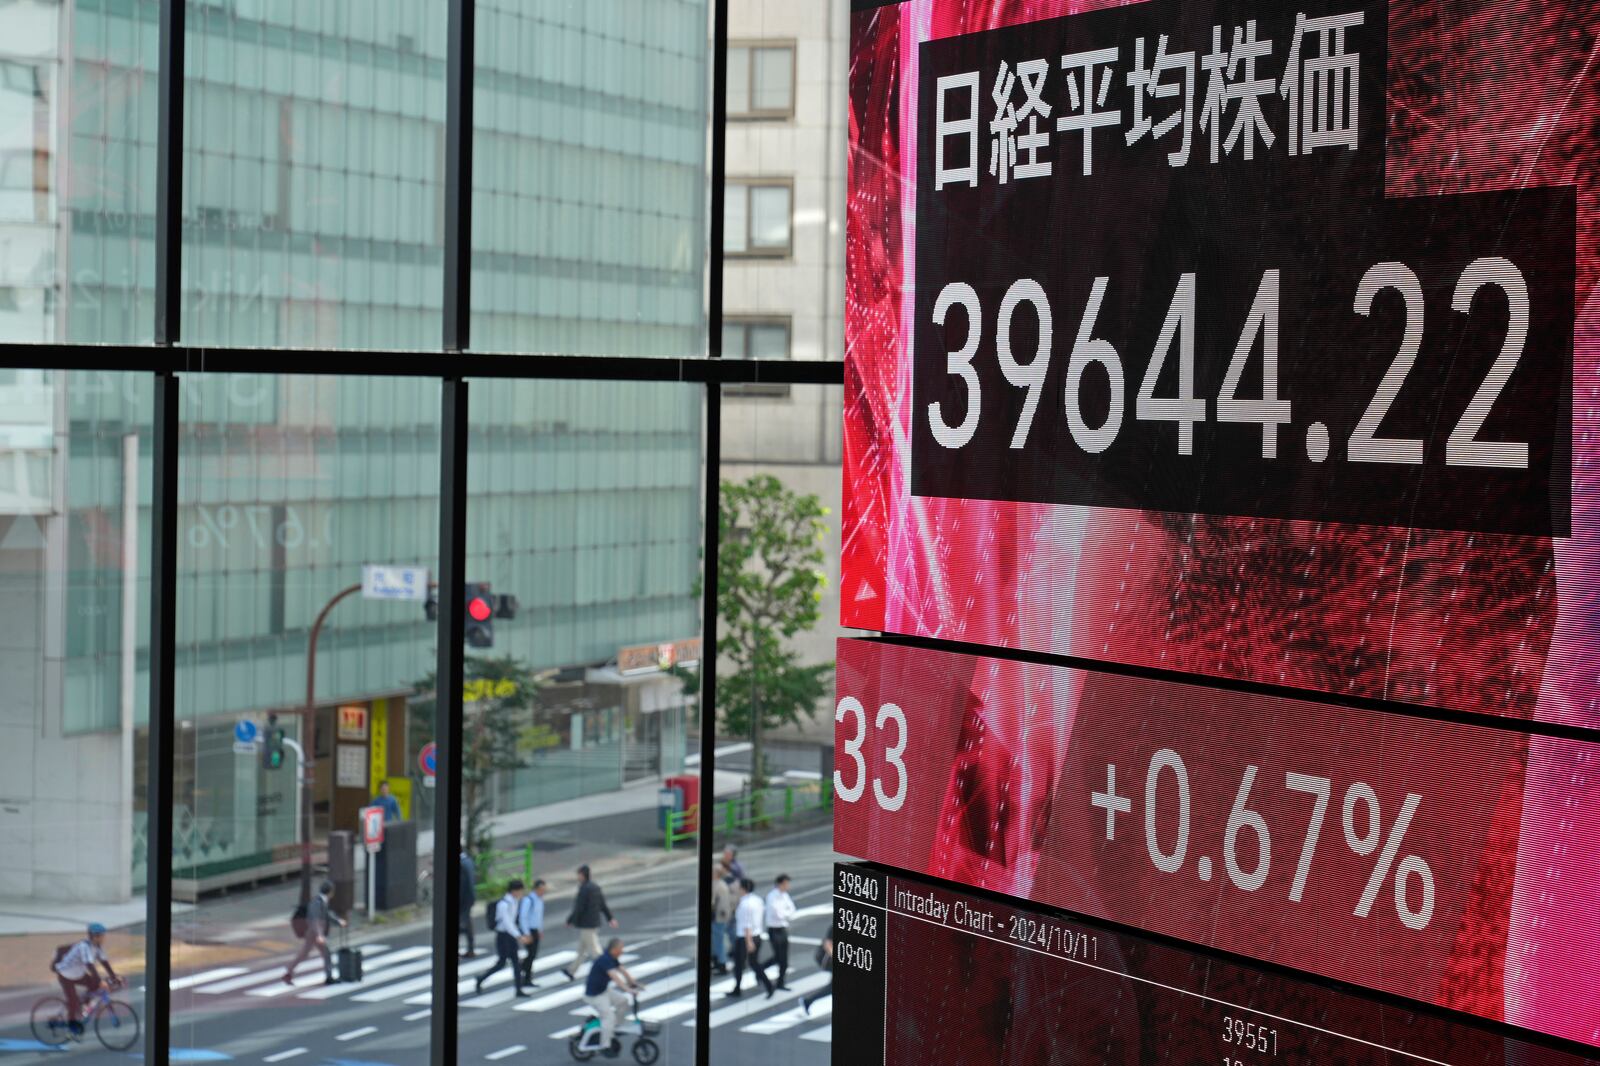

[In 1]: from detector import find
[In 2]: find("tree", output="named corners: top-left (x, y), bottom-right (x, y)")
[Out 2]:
top-left (411, 654), bottom-right (542, 861)
top-left (709, 473), bottom-right (832, 791)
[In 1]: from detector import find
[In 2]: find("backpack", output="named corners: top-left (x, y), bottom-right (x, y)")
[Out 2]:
top-left (50, 942), bottom-right (73, 973)
top-left (485, 898), bottom-right (499, 933)
top-left (290, 902), bottom-right (309, 939)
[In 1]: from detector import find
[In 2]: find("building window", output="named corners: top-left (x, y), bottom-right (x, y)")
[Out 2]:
top-left (725, 181), bottom-right (792, 257)
top-left (727, 43), bottom-right (795, 118)
top-left (723, 317), bottom-right (792, 396)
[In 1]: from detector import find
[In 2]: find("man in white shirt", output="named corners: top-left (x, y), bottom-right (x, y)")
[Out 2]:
top-left (52, 923), bottom-right (120, 1031)
top-left (475, 879), bottom-right (531, 998)
top-left (517, 879), bottom-right (547, 985)
top-left (729, 878), bottom-right (774, 999)
top-left (764, 874), bottom-right (798, 990)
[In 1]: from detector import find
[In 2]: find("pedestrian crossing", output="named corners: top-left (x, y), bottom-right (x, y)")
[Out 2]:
top-left (162, 937), bottom-right (834, 1049)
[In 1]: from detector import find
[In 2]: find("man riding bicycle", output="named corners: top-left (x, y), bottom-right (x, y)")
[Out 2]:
top-left (52, 923), bottom-right (121, 1033)
top-left (583, 938), bottom-right (642, 1059)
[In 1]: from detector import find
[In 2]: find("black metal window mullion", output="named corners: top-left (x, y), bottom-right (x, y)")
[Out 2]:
top-left (429, 378), bottom-right (470, 1063)
top-left (696, 1), bottom-right (731, 1064)
top-left (145, 0), bottom-right (185, 1061)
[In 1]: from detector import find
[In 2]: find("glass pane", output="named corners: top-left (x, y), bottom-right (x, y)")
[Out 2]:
top-left (460, 379), bottom-right (703, 1063)
top-left (722, 2), bottom-right (844, 364)
top-left (169, 373), bottom-right (441, 1065)
top-left (0, 369), bottom-right (150, 1056)
top-left (711, 383), bottom-right (845, 1065)
top-left (724, 185), bottom-right (749, 254)
top-left (751, 47), bottom-right (792, 112)
top-left (0, 3), bottom-right (158, 344)
top-left (727, 46), bottom-right (750, 115)
top-left (748, 323), bottom-right (789, 359)
top-left (181, 0), bottom-right (448, 348)
top-left (749, 185), bottom-right (790, 250)
top-left (723, 322), bottom-right (747, 359)
top-left (468, 1), bottom-right (710, 358)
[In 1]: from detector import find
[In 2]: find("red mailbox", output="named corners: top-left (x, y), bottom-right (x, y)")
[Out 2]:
top-left (665, 774), bottom-right (700, 832)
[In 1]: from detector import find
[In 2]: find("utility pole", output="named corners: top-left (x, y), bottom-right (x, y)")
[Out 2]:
top-left (298, 582), bottom-right (362, 904)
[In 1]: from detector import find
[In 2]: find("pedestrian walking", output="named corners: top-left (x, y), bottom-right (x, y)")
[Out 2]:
top-left (283, 881), bottom-right (344, 985)
top-left (728, 877), bottom-right (774, 999)
top-left (562, 864), bottom-right (618, 981)
top-left (719, 844), bottom-right (745, 884)
top-left (710, 861), bottom-right (734, 975)
top-left (517, 879), bottom-right (547, 985)
top-left (458, 848), bottom-right (478, 958)
top-left (764, 873), bottom-right (797, 990)
top-left (802, 932), bottom-right (833, 1014)
top-left (475, 879), bottom-right (532, 998)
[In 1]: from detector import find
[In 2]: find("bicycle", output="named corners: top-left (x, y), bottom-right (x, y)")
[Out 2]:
top-left (569, 990), bottom-right (660, 1064)
top-left (31, 981), bottom-right (141, 1051)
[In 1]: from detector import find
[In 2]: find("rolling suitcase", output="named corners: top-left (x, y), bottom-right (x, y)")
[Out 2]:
top-left (336, 926), bottom-right (363, 983)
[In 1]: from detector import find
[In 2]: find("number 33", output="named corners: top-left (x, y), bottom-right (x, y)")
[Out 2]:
top-left (835, 697), bottom-right (907, 811)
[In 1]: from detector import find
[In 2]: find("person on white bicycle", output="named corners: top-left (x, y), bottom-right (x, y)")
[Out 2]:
top-left (583, 937), bottom-right (642, 1058)
top-left (52, 923), bottom-right (121, 1034)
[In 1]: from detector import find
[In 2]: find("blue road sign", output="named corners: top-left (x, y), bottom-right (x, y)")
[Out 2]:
top-left (234, 719), bottom-right (258, 745)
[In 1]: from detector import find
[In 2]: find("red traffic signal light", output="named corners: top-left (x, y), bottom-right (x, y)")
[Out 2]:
top-left (467, 595), bottom-right (493, 622)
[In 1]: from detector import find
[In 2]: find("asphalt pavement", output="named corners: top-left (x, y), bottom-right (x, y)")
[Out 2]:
top-left (0, 823), bottom-right (839, 1066)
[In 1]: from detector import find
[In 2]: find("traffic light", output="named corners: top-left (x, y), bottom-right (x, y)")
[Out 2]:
top-left (262, 713), bottom-right (287, 771)
top-left (464, 582), bottom-right (495, 648)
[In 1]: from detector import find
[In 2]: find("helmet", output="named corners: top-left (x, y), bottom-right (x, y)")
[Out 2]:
top-left (87, 923), bottom-right (107, 937)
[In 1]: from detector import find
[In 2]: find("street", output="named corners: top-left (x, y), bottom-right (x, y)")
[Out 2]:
top-left (0, 823), bottom-right (837, 1066)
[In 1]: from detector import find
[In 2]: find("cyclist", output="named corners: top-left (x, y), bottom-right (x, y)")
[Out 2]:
top-left (583, 937), bottom-right (642, 1059)
top-left (52, 923), bottom-right (121, 1033)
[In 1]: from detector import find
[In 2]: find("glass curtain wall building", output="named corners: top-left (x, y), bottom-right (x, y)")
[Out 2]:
top-left (1, 0), bottom-right (706, 906)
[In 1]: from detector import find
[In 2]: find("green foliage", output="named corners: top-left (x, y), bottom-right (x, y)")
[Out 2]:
top-left (706, 473), bottom-right (833, 788)
top-left (411, 654), bottom-right (543, 861)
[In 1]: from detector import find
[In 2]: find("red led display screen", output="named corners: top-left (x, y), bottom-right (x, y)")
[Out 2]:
top-left (832, 638), bottom-right (1600, 1048)
top-left (832, 864), bottom-right (1600, 1066)
top-left (843, 0), bottom-right (1599, 727)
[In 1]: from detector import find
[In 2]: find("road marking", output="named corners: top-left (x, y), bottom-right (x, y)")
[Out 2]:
top-left (800, 1024), bottom-right (832, 1043)
top-left (262, 1049), bottom-right (307, 1062)
top-left (403, 950), bottom-right (577, 1005)
top-left (548, 1025), bottom-right (582, 1040)
top-left (236, 946), bottom-right (405, 998)
top-left (694, 972), bottom-right (831, 1028)
top-left (294, 953), bottom-right (438, 998)
top-left (511, 956), bottom-right (682, 1013)
top-left (637, 976), bottom-right (736, 1022)
top-left (742, 995), bottom-right (832, 1034)
top-left (359, 953), bottom-right (501, 1003)
top-left (484, 1046), bottom-right (526, 1061)
top-left (791, 903), bottom-right (833, 920)
top-left (335, 1026), bottom-right (378, 1042)
top-left (403, 1009), bottom-right (432, 1021)
top-left (166, 967), bottom-right (250, 992)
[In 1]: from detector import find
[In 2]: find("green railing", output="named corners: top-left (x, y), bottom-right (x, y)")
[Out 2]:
top-left (664, 780), bottom-right (833, 852)
top-left (474, 843), bottom-right (535, 896)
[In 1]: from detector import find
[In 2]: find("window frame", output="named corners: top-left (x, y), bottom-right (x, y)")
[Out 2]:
top-left (725, 177), bottom-right (794, 258)
top-left (726, 39), bottom-right (797, 120)
top-left (723, 315), bottom-right (794, 396)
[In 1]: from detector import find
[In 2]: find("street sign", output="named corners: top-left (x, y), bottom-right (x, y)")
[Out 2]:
top-left (419, 741), bottom-right (437, 788)
top-left (360, 805), bottom-right (385, 853)
top-left (361, 564), bottom-right (430, 603)
top-left (232, 719), bottom-right (259, 756)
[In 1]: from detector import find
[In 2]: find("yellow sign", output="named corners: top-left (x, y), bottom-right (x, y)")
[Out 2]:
top-left (369, 699), bottom-right (388, 793)
top-left (464, 678), bottom-right (519, 702)
top-left (337, 704), bottom-right (368, 741)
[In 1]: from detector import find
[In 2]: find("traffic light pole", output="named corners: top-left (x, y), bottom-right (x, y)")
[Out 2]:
top-left (299, 582), bottom-right (363, 904)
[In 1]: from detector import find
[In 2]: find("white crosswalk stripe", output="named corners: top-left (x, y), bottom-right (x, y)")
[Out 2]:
top-left (512, 956), bottom-right (683, 1012)
top-left (160, 937), bottom-right (835, 1048)
top-left (351, 953), bottom-right (501, 1003)
top-left (742, 995), bottom-right (832, 1034)
top-left (695, 972), bottom-right (832, 1028)
top-left (637, 976), bottom-right (737, 1023)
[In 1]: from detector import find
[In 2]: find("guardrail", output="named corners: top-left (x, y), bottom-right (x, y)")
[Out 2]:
top-left (475, 843), bottom-right (535, 894)
top-left (664, 779), bottom-right (833, 852)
